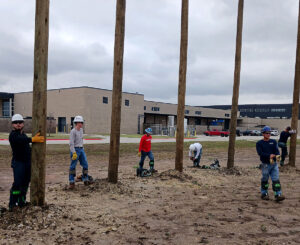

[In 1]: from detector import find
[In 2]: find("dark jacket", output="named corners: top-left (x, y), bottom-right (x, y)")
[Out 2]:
top-left (9, 130), bottom-right (32, 163)
top-left (278, 131), bottom-right (291, 144)
top-left (256, 139), bottom-right (280, 164)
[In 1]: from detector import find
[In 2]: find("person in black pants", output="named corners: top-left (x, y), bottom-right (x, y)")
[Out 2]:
top-left (8, 114), bottom-right (44, 211)
top-left (278, 126), bottom-right (296, 166)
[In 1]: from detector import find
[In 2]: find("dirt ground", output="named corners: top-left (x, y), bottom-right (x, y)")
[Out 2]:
top-left (1, 143), bottom-right (300, 245)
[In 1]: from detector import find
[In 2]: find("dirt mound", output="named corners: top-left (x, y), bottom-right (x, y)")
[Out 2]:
top-left (0, 204), bottom-right (67, 231)
top-left (62, 178), bottom-right (134, 196)
top-left (156, 169), bottom-right (199, 185)
top-left (219, 166), bottom-right (252, 176)
top-left (279, 164), bottom-right (300, 174)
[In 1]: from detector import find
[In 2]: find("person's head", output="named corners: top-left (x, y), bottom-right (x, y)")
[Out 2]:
top-left (145, 128), bottom-right (152, 135)
top-left (11, 114), bottom-right (24, 131)
top-left (286, 126), bottom-right (291, 132)
top-left (73, 115), bottom-right (84, 129)
top-left (261, 126), bottom-right (271, 140)
top-left (189, 144), bottom-right (196, 152)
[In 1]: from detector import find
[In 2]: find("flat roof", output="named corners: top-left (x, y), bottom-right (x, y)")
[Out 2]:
top-left (14, 86), bottom-right (144, 96)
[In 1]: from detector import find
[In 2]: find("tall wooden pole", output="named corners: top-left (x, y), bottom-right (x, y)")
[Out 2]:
top-left (31, 0), bottom-right (50, 205)
top-left (227, 0), bottom-right (244, 169)
top-left (175, 0), bottom-right (189, 172)
top-left (108, 0), bottom-right (126, 183)
top-left (289, 0), bottom-right (300, 167)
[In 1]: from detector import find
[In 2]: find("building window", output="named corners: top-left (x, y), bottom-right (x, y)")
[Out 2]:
top-left (125, 99), bottom-right (129, 106)
top-left (103, 97), bottom-right (108, 104)
top-left (225, 113), bottom-right (230, 117)
top-left (271, 108), bottom-right (286, 112)
top-left (144, 106), bottom-right (146, 110)
top-left (185, 110), bottom-right (189, 114)
top-left (195, 118), bottom-right (201, 125)
top-left (151, 107), bottom-right (160, 111)
top-left (2, 100), bottom-right (10, 117)
top-left (195, 111), bottom-right (201, 115)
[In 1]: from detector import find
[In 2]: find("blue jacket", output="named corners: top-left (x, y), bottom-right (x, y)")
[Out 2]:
top-left (256, 139), bottom-right (280, 164)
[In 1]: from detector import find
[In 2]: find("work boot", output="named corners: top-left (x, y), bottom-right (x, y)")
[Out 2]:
top-left (84, 180), bottom-right (90, 186)
top-left (261, 193), bottom-right (269, 200)
top-left (275, 194), bottom-right (285, 202)
top-left (150, 168), bottom-right (158, 173)
top-left (280, 161), bottom-right (284, 167)
top-left (69, 183), bottom-right (75, 190)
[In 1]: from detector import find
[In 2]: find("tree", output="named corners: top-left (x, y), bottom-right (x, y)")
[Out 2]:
top-left (108, 0), bottom-right (126, 183)
top-left (227, 0), bottom-right (244, 169)
top-left (31, 0), bottom-right (50, 205)
top-left (289, 0), bottom-right (300, 167)
top-left (175, 0), bottom-right (189, 172)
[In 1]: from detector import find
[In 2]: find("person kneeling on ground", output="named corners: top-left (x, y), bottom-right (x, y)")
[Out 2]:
top-left (9, 114), bottom-right (45, 211)
top-left (137, 128), bottom-right (157, 176)
top-left (69, 115), bottom-right (91, 189)
top-left (256, 126), bottom-right (285, 202)
top-left (189, 143), bottom-right (202, 168)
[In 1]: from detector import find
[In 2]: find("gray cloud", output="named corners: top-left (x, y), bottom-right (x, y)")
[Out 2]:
top-left (0, 0), bottom-right (299, 105)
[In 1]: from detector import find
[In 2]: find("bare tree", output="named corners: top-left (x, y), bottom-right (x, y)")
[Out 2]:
top-left (108, 0), bottom-right (126, 183)
top-left (289, 0), bottom-right (300, 167)
top-left (227, 0), bottom-right (244, 169)
top-left (175, 0), bottom-right (189, 172)
top-left (31, 0), bottom-right (50, 205)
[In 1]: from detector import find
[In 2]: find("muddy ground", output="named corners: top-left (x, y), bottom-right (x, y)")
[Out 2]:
top-left (0, 142), bottom-right (300, 245)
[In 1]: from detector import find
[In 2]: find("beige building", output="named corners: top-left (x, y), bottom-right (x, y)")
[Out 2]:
top-left (2, 86), bottom-right (237, 134)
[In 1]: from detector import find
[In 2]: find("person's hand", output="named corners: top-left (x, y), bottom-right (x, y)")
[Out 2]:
top-left (270, 154), bottom-right (276, 159)
top-left (190, 157), bottom-right (194, 161)
top-left (32, 132), bottom-right (45, 143)
top-left (138, 152), bottom-right (141, 157)
top-left (276, 155), bottom-right (281, 162)
top-left (72, 152), bottom-right (78, 160)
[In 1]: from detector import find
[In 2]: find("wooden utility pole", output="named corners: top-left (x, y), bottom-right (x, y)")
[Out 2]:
top-left (31, 0), bottom-right (50, 205)
top-left (227, 0), bottom-right (244, 169)
top-left (289, 0), bottom-right (300, 167)
top-left (108, 0), bottom-right (126, 183)
top-left (175, 0), bottom-right (189, 172)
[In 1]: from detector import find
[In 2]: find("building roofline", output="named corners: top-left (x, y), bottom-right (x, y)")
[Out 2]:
top-left (14, 86), bottom-right (144, 96)
top-left (144, 100), bottom-right (231, 110)
top-left (204, 103), bottom-right (293, 107)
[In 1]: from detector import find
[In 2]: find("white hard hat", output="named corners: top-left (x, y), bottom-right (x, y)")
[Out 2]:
top-left (12, 114), bottom-right (24, 122)
top-left (189, 144), bottom-right (196, 152)
top-left (73, 115), bottom-right (84, 123)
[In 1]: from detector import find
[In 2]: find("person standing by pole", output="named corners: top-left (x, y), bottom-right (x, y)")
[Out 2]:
top-left (69, 115), bottom-right (90, 189)
top-left (278, 126), bottom-right (296, 166)
top-left (8, 114), bottom-right (45, 211)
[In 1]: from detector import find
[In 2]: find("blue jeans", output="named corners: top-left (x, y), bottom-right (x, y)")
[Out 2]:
top-left (69, 147), bottom-right (89, 183)
top-left (139, 150), bottom-right (154, 169)
top-left (261, 163), bottom-right (282, 196)
top-left (9, 160), bottom-right (31, 208)
top-left (193, 148), bottom-right (202, 166)
top-left (278, 142), bottom-right (288, 162)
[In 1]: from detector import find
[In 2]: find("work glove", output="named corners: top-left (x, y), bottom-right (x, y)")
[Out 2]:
top-left (72, 152), bottom-right (78, 160)
top-left (31, 132), bottom-right (45, 143)
top-left (138, 152), bottom-right (141, 157)
top-left (289, 129), bottom-right (297, 134)
top-left (276, 155), bottom-right (281, 162)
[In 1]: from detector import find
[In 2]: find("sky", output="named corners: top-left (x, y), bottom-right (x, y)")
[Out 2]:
top-left (0, 0), bottom-right (299, 106)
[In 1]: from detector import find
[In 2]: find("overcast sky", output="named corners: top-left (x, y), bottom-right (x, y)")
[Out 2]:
top-left (0, 0), bottom-right (299, 105)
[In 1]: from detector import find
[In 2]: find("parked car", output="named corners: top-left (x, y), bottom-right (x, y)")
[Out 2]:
top-left (204, 129), bottom-right (229, 137)
top-left (250, 130), bottom-right (262, 136)
top-left (270, 130), bottom-right (279, 136)
top-left (241, 130), bottom-right (252, 136)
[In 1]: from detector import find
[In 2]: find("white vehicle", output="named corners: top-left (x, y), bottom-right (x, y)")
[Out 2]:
top-left (270, 130), bottom-right (279, 136)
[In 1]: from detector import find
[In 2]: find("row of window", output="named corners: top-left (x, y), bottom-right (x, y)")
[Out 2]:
top-left (240, 108), bottom-right (286, 113)
top-left (102, 97), bottom-right (129, 106)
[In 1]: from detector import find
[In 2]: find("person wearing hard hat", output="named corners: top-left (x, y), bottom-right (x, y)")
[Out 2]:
top-left (8, 114), bottom-right (45, 211)
top-left (188, 142), bottom-right (202, 167)
top-left (69, 115), bottom-right (90, 189)
top-left (137, 128), bottom-right (156, 175)
top-left (256, 126), bottom-right (285, 202)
